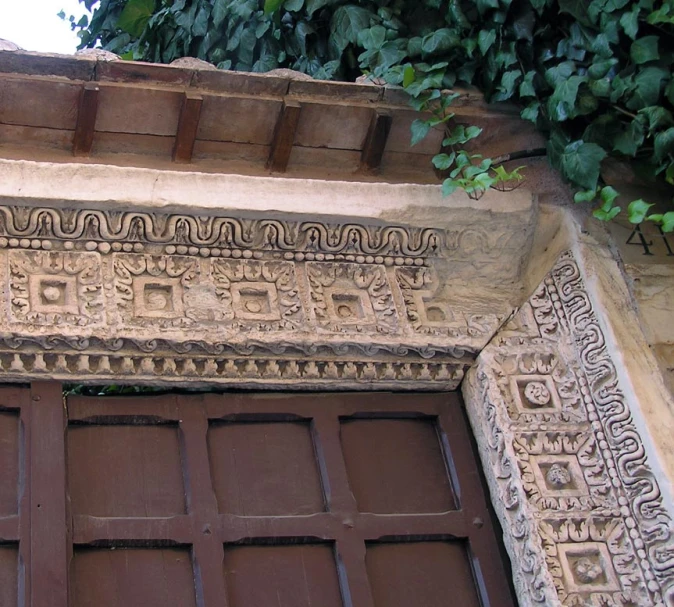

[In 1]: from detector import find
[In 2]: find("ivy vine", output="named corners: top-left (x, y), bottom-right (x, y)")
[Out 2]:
top-left (69, 0), bottom-right (674, 230)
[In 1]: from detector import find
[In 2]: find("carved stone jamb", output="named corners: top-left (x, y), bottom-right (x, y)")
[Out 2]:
top-left (463, 251), bottom-right (674, 607)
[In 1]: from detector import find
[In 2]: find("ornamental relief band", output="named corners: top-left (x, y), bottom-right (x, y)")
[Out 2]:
top-left (464, 252), bottom-right (674, 607)
top-left (0, 205), bottom-right (509, 388)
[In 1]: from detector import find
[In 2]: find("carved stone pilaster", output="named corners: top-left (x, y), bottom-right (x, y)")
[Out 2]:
top-left (464, 251), bottom-right (674, 607)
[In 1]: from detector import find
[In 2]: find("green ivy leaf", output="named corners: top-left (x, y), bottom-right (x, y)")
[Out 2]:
top-left (627, 199), bottom-right (654, 223)
top-left (630, 36), bottom-right (659, 64)
top-left (212, 0), bottom-right (229, 28)
top-left (521, 101), bottom-right (540, 123)
top-left (476, 0), bottom-right (499, 14)
top-left (600, 185), bottom-right (619, 205)
top-left (330, 5), bottom-right (372, 52)
top-left (574, 188), bottom-right (598, 203)
top-left (625, 66), bottom-right (668, 110)
top-left (493, 69), bottom-right (522, 101)
top-left (403, 65), bottom-right (415, 88)
top-left (192, 4), bottom-right (210, 37)
top-left (545, 61), bottom-right (576, 87)
top-left (588, 58), bottom-right (618, 80)
top-left (593, 203), bottom-right (621, 221)
top-left (592, 189), bottom-right (622, 221)
top-left (655, 127), bottom-right (674, 162)
top-left (519, 71), bottom-right (536, 97)
top-left (411, 119), bottom-right (432, 146)
top-left (478, 29), bottom-right (496, 55)
top-left (613, 120), bottom-right (645, 156)
top-left (264, 0), bottom-right (283, 14)
top-left (547, 75), bottom-right (586, 121)
top-left (306, 0), bottom-right (336, 17)
top-left (660, 212), bottom-right (674, 232)
top-left (358, 25), bottom-right (386, 50)
top-left (432, 152), bottom-right (456, 170)
top-left (619, 5), bottom-right (640, 38)
top-left (561, 140), bottom-right (607, 190)
top-left (117, 0), bottom-right (155, 38)
top-left (421, 28), bottom-right (460, 55)
top-left (559, 0), bottom-right (593, 26)
top-left (589, 78), bottom-right (611, 97)
top-left (667, 162), bottom-right (674, 185)
top-left (442, 179), bottom-right (459, 195)
top-left (638, 106), bottom-right (674, 132)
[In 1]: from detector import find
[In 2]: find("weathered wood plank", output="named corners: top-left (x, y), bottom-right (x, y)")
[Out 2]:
top-left (72, 83), bottom-right (99, 157)
top-left (173, 92), bottom-right (202, 163)
top-left (30, 381), bottom-right (68, 607)
top-left (267, 100), bottom-right (301, 172)
top-left (360, 110), bottom-right (392, 172)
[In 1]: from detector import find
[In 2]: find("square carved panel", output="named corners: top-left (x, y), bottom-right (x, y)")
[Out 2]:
top-left (212, 259), bottom-right (303, 329)
top-left (510, 375), bottom-right (561, 413)
top-left (557, 542), bottom-right (620, 594)
top-left (231, 282), bottom-right (280, 321)
top-left (514, 432), bottom-right (614, 512)
top-left (306, 262), bottom-right (396, 333)
top-left (530, 454), bottom-right (589, 498)
top-left (113, 254), bottom-right (199, 327)
top-left (132, 277), bottom-right (185, 319)
top-left (9, 251), bottom-right (104, 326)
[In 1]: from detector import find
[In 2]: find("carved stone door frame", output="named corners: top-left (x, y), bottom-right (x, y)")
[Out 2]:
top-left (0, 202), bottom-right (672, 606)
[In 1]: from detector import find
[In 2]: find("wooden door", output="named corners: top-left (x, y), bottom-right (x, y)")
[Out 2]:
top-left (0, 382), bottom-right (516, 607)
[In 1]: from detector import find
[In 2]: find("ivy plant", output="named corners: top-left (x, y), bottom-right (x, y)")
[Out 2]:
top-left (69, 0), bottom-right (674, 230)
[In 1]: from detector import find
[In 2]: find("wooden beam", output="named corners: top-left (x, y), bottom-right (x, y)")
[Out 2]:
top-left (72, 83), bottom-right (99, 157)
top-left (30, 381), bottom-right (68, 607)
top-left (267, 100), bottom-right (302, 173)
top-left (172, 92), bottom-right (203, 163)
top-left (360, 110), bottom-right (392, 172)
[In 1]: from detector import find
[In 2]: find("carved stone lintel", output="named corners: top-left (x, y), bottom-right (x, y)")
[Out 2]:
top-left (463, 251), bottom-right (674, 607)
top-left (0, 204), bottom-right (515, 389)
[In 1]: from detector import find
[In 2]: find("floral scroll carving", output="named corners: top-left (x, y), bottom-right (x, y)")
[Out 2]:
top-left (463, 251), bottom-right (674, 607)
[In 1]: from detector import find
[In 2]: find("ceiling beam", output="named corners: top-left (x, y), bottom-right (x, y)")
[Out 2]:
top-left (173, 92), bottom-right (203, 163)
top-left (72, 83), bottom-right (99, 157)
top-left (267, 100), bottom-right (302, 173)
top-left (360, 110), bottom-right (392, 173)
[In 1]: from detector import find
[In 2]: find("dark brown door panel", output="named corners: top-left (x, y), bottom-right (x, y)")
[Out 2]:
top-left (0, 385), bottom-right (515, 607)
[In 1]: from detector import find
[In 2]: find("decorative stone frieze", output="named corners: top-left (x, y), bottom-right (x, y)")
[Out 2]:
top-left (464, 251), bottom-right (674, 607)
top-left (0, 204), bottom-right (512, 389)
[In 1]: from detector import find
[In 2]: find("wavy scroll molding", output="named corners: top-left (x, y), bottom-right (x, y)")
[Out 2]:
top-left (464, 251), bottom-right (674, 607)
